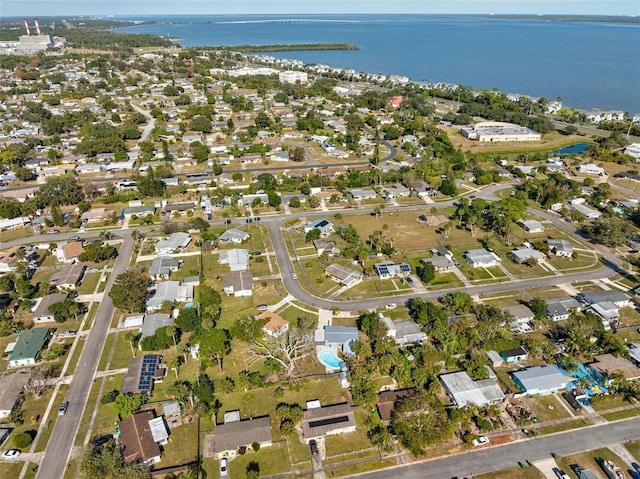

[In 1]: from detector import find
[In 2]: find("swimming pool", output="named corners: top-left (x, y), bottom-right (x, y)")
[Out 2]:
top-left (318, 350), bottom-right (343, 369)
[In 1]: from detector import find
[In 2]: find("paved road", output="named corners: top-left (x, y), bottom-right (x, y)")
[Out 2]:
top-left (130, 102), bottom-right (156, 142)
top-left (346, 417), bottom-right (640, 479)
top-left (36, 231), bottom-right (134, 479)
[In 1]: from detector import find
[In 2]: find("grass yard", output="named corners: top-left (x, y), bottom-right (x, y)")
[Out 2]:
top-left (345, 278), bottom-right (411, 300)
top-left (476, 467), bottom-right (545, 479)
top-left (519, 395), bottom-right (572, 423)
top-left (430, 271), bottom-right (463, 288)
top-left (536, 417), bottom-right (593, 435)
top-left (0, 462), bottom-right (24, 479)
top-left (221, 441), bottom-right (293, 478)
top-left (76, 272), bottom-right (101, 295)
top-left (324, 411), bottom-right (374, 459)
top-left (590, 394), bottom-right (634, 412)
top-left (97, 332), bottom-right (116, 371)
top-left (0, 227), bottom-right (33, 243)
top-left (625, 440), bottom-right (640, 462)
top-left (601, 408), bottom-right (640, 421)
top-left (159, 422), bottom-right (198, 467)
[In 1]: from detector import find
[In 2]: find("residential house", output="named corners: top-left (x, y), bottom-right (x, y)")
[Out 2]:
top-left (464, 249), bottom-right (501, 268)
top-left (313, 239), bottom-right (339, 257)
top-left (222, 271), bottom-right (254, 297)
top-left (56, 241), bottom-right (84, 263)
top-left (511, 247), bottom-right (546, 264)
top-left (502, 304), bottom-right (535, 332)
top-left (627, 343), bottom-right (640, 367)
top-left (219, 249), bottom-right (249, 272)
top-left (304, 219), bottom-right (334, 237)
top-left (317, 326), bottom-right (359, 356)
top-left (301, 403), bottom-right (356, 443)
top-left (570, 200), bottom-right (602, 220)
top-left (349, 189), bottom-right (377, 200)
top-left (324, 264), bottom-right (363, 288)
top-left (54, 263), bottom-right (86, 290)
top-left (149, 257), bottom-right (180, 280)
top-left (146, 281), bottom-right (193, 311)
top-left (431, 246), bottom-right (454, 260)
top-left (578, 163), bottom-right (605, 176)
top-left (518, 219), bottom-right (545, 233)
top-left (161, 202), bottom-right (196, 217)
top-left (163, 400), bottom-right (182, 429)
top-left (579, 290), bottom-right (632, 309)
top-left (376, 388), bottom-right (419, 424)
top-left (380, 316), bottom-right (427, 346)
top-left (547, 239), bottom-right (573, 257)
top-left (545, 297), bottom-right (581, 321)
top-left (81, 208), bottom-right (106, 223)
top-left (9, 328), bottom-right (51, 367)
top-left (140, 313), bottom-right (174, 339)
top-left (32, 293), bottom-right (68, 323)
top-left (421, 256), bottom-right (454, 272)
top-left (219, 228), bottom-right (250, 244)
top-left (255, 311), bottom-right (289, 337)
top-left (500, 346), bottom-right (528, 364)
top-left (213, 415), bottom-right (273, 459)
top-left (588, 353), bottom-right (640, 384)
top-left (383, 183), bottom-right (410, 199)
top-left (0, 372), bottom-right (30, 418)
top-left (411, 180), bottom-right (435, 198)
top-left (119, 410), bottom-right (162, 466)
top-left (373, 261), bottom-right (411, 279)
top-left (155, 232), bottom-right (191, 255)
top-left (512, 366), bottom-right (574, 395)
top-left (439, 371), bottom-right (505, 407)
top-left (123, 205), bottom-right (156, 218)
top-left (122, 354), bottom-right (167, 395)
top-left (148, 416), bottom-right (169, 446)
top-left (0, 246), bottom-right (34, 273)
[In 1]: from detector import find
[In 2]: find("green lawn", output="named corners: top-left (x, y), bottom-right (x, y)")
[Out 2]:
top-left (476, 467), bottom-right (545, 479)
top-left (160, 422), bottom-right (199, 467)
top-left (555, 448), bottom-right (628, 479)
top-left (0, 227), bottom-right (33, 243)
top-left (601, 409), bottom-right (640, 421)
top-left (536, 418), bottom-right (593, 435)
top-left (76, 272), bottom-right (101, 295)
top-left (324, 411), bottom-right (373, 459)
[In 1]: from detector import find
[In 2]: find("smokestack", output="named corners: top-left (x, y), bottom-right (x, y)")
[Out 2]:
top-left (23, 19), bottom-right (31, 36)
top-left (34, 18), bottom-right (42, 36)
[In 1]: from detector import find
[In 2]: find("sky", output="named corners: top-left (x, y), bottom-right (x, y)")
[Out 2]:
top-left (2, 1), bottom-right (639, 17)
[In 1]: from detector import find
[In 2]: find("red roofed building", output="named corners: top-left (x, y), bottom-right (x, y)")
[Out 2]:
top-left (389, 96), bottom-right (404, 109)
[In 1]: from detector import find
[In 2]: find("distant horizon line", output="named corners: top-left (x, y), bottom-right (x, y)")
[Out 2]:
top-left (2, 13), bottom-right (639, 18)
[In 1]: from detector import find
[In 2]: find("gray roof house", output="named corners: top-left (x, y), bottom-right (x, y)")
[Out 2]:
top-left (55, 263), bottom-right (86, 290)
top-left (511, 247), bottom-right (546, 263)
top-left (317, 326), bottom-right (359, 355)
top-left (32, 293), bottom-right (68, 323)
top-left (140, 314), bottom-right (174, 339)
top-left (464, 249), bottom-right (501, 268)
top-left (579, 290), bottom-right (632, 308)
top-left (304, 219), bottom-right (334, 237)
top-left (123, 205), bottom-right (156, 218)
top-left (349, 188), bottom-right (377, 200)
top-left (149, 256), bottom-right (180, 280)
top-left (547, 239), bottom-right (573, 257)
top-left (439, 371), bottom-right (505, 407)
top-left (325, 264), bottom-right (363, 288)
top-left (222, 271), bottom-right (254, 297)
top-left (313, 239), bottom-right (339, 257)
top-left (0, 372), bottom-right (30, 418)
top-left (122, 354), bottom-right (166, 394)
top-left (502, 304), bottom-right (535, 332)
top-left (301, 403), bottom-right (356, 443)
top-left (219, 249), bottom-right (249, 272)
top-left (218, 228), bottom-right (250, 244)
top-left (213, 416), bottom-right (273, 459)
top-left (155, 232), bottom-right (191, 255)
top-left (546, 297), bottom-right (581, 321)
top-left (421, 256), bottom-right (454, 272)
top-left (146, 282), bottom-right (193, 311)
top-left (380, 317), bottom-right (427, 346)
top-left (518, 219), bottom-right (544, 233)
top-left (373, 261), bottom-right (411, 279)
top-left (512, 366), bottom-right (574, 395)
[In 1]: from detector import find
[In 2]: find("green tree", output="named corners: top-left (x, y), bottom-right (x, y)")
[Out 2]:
top-left (305, 228), bottom-right (321, 243)
top-left (288, 196), bottom-right (301, 208)
top-left (529, 297), bottom-right (547, 320)
top-left (417, 262), bottom-right (436, 284)
top-left (109, 271), bottom-right (150, 313)
top-left (197, 328), bottom-right (231, 372)
top-left (113, 393), bottom-right (148, 418)
top-left (291, 146), bottom-right (305, 162)
top-left (78, 243), bottom-right (118, 263)
top-left (267, 192), bottom-right (282, 208)
top-left (583, 216), bottom-right (635, 247)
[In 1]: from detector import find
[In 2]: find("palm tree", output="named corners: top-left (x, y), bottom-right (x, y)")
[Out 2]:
top-left (168, 356), bottom-right (182, 377)
top-left (124, 331), bottom-right (137, 357)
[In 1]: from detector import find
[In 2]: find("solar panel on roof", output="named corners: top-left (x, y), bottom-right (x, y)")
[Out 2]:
top-left (400, 264), bottom-right (411, 272)
top-left (308, 415), bottom-right (351, 429)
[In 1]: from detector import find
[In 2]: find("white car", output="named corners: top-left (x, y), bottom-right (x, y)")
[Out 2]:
top-left (384, 303), bottom-right (396, 310)
top-left (2, 449), bottom-right (21, 460)
top-left (472, 436), bottom-right (490, 447)
top-left (219, 457), bottom-right (228, 477)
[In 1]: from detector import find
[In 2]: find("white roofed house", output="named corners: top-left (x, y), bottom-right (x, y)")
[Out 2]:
top-left (517, 219), bottom-right (544, 233)
top-left (512, 366), bottom-right (574, 396)
top-left (219, 249), bottom-right (249, 272)
top-left (218, 228), bottom-right (250, 244)
top-left (380, 316), bottom-right (427, 346)
top-left (304, 219), bottom-right (334, 237)
top-left (502, 304), bottom-right (535, 332)
top-left (146, 281), bottom-right (193, 312)
top-left (439, 371), bottom-right (505, 407)
top-left (155, 232), bottom-right (191, 255)
top-left (578, 163), bottom-right (605, 176)
top-left (511, 246), bottom-right (546, 264)
top-left (464, 249), bottom-right (501, 268)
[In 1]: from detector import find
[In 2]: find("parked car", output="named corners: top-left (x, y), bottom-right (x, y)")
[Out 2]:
top-left (309, 440), bottom-right (319, 456)
top-left (292, 272), bottom-right (298, 280)
top-left (58, 401), bottom-right (69, 416)
top-left (93, 434), bottom-right (113, 447)
top-left (472, 436), bottom-right (490, 447)
top-left (256, 304), bottom-right (268, 311)
top-left (384, 303), bottom-right (396, 310)
top-left (1, 449), bottom-right (21, 460)
top-left (219, 458), bottom-right (228, 477)
top-left (46, 229), bottom-right (60, 234)
top-left (70, 235), bottom-right (80, 240)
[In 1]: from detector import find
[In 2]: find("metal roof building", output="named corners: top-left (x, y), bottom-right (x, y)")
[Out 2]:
top-left (439, 371), bottom-right (504, 407)
top-left (512, 366), bottom-right (574, 395)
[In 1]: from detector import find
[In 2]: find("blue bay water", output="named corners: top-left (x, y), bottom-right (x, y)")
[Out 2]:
top-left (115, 15), bottom-right (640, 113)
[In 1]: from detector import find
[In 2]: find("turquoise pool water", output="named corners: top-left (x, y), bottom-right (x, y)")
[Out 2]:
top-left (318, 350), bottom-right (342, 369)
